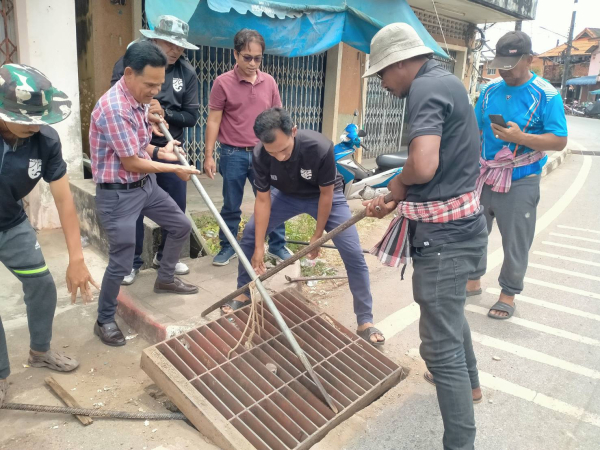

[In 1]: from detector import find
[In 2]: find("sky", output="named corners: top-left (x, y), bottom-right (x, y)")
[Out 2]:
top-left (479, 0), bottom-right (599, 58)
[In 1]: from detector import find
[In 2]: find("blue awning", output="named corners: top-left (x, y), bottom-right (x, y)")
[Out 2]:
top-left (566, 75), bottom-right (599, 86)
top-left (146, 0), bottom-right (448, 58)
top-left (589, 89), bottom-right (600, 95)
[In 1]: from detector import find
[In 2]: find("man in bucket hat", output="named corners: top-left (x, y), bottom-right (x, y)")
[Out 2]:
top-left (111, 15), bottom-right (200, 285)
top-left (470, 31), bottom-right (567, 320)
top-left (364, 23), bottom-right (487, 449)
top-left (0, 64), bottom-right (99, 407)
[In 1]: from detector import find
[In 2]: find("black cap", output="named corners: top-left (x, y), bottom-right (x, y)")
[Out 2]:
top-left (489, 31), bottom-right (533, 70)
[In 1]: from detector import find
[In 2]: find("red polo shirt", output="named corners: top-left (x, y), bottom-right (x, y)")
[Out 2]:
top-left (209, 65), bottom-right (282, 147)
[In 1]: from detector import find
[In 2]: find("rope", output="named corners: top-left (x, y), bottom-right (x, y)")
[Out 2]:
top-left (431, 0), bottom-right (454, 62)
top-left (227, 278), bottom-right (264, 359)
top-left (1, 402), bottom-right (186, 420)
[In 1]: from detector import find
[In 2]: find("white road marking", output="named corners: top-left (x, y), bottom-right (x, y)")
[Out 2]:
top-left (375, 156), bottom-right (593, 339)
top-left (486, 156), bottom-right (592, 272)
top-left (528, 262), bottom-right (600, 282)
top-left (479, 371), bottom-right (600, 428)
top-left (550, 232), bottom-right (600, 245)
top-left (542, 241), bottom-right (600, 255)
top-left (376, 302), bottom-right (420, 341)
top-left (557, 225), bottom-right (600, 235)
top-left (524, 277), bottom-right (600, 301)
top-left (471, 331), bottom-right (600, 379)
top-left (465, 305), bottom-right (600, 347)
top-left (487, 288), bottom-right (600, 323)
top-left (533, 251), bottom-right (600, 268)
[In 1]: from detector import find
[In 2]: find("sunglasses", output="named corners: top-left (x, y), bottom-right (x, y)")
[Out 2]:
top-left (240, 53), bottom-right (263, 63)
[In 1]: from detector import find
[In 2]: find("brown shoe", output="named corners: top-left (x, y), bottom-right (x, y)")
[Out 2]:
top-left (154, 277), bottom-right (199, 295)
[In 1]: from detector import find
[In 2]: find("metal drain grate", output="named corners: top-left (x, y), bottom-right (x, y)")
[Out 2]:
top-left (142, 289), bottom-right (405, 450)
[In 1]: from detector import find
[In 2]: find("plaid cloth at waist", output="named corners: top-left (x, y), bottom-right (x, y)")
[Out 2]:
top-left (370, 191), bottom-right (480, 276)
top-left (476, 146), bottom-right (545, 195)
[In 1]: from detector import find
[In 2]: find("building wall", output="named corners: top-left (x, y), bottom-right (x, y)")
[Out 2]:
top-left (76, 0), bottom-right (134, 156)
top-left (15, 0), bottom-right (84, 229)
top-left (589, 50), bottom-right (600, 77)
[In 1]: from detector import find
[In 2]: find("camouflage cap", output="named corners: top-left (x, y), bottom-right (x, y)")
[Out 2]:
top-left (0, 64), bottom-right (71, 126)
top-left (140, 15), bottom-right (199, 50)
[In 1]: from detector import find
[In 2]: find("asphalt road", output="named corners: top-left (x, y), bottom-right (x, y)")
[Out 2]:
top-left (313, 116), bottom-right (600, 450)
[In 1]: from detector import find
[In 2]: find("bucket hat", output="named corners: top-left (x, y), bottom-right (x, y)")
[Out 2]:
top-left (140, 15), bottom-right (199, 50)
top-left (0, 64), bottom-right (71, 126)
top-left (363, 23), bottom-right (433, 78)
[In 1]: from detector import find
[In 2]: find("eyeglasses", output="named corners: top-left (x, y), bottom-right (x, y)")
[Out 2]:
top-left (376, 69), bottom-right (385, 80)
top-left (240, 53), bottom-right (263, 64)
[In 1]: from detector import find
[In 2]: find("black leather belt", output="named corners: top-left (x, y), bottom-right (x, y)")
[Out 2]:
top-left (223, 144), bottom-right (254, 152)
top-left (99, 176), bottom-right (148, 190)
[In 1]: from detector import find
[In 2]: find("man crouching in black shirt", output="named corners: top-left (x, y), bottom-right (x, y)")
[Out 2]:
top-left (223, 107), bottom-right (384, 346)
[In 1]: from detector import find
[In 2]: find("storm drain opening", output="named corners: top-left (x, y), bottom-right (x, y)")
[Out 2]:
top-left (142, 288), bottom-right (407, 450)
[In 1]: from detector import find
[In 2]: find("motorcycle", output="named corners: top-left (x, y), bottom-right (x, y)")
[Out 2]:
top-left (334, 111), bottom-right (407, 200)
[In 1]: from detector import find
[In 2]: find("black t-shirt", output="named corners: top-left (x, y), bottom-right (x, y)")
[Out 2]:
top-left (405, 60), bottom-right (485, 247)
top-left (253, 129), bottom-right (344, 198)
top-left (111, 55), bottom-right (199, 147)
top-left (0, 127), bottom-right (67, 231)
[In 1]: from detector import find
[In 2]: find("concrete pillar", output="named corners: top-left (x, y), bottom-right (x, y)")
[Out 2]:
top-left (15, 0), bottom-right (83, 229)
top-left (132, 0), bottom-right (144, 39)
top-left (321, 44), bottom-right (343, 143)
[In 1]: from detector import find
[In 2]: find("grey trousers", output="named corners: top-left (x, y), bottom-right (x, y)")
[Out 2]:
top-left (0, 220), bottom-right (57, 379)
top-left (95, 174), bottom-right (191, 324)
top-left (470, 176), bottom-right (541, 296)
top-left (413, 226), bottom-right (487, 450)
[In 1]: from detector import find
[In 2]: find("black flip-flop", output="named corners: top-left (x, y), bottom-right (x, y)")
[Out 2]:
top-left (466, 288), bottom-right (482, 297)
top-left (220, 299), bottom-right (251, 315)
top-left (357, 326), bottom-right (385, 347)
top-left (487, 300), bottom-right (516, 320)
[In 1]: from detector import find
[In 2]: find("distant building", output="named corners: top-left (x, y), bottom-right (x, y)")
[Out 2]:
top-left (538, 28), bottom-right (600, 103)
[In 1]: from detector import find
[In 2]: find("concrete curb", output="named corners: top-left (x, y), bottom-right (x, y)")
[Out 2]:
top-left (541, 146), bottom-right (569, 178)
top-left (116, 289), bottom-right (170, 344)
top-left (116, 258), bottom-right (303, 345)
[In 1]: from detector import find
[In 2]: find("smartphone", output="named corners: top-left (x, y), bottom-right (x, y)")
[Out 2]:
top-left (489, 114), bottom-right (508, 128)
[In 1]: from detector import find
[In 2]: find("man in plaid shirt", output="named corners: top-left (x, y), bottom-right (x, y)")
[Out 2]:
top-left (90, 41), bottom-right (200, 347)
top-left (364, 24), bottom-right (487, 449)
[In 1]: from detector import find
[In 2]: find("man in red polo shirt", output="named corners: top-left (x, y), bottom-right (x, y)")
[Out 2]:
top-left (203, 29), bottom-right (290, 268)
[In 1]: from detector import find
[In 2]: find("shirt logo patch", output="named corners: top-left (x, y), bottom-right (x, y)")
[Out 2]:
top-left (271, 175), bottom-right (278, 181)
top-left (28, 159), bottom-right (42, 179)
top-left (300, 168), bottom-right (312, 180)
top-left (173, 77), bottom-right (183, 92)
top-left (35, 241), bottom-right (41, 250)
top-left (506, 95), bottom-right (512, 100)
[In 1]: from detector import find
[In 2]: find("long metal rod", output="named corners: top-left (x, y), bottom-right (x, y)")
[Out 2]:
top-left (157, 119), bottom-right (337, 413)
top-left (285, 239), bottom-right (369, 253)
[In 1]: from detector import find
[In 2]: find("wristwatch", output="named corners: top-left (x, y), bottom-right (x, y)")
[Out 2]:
top-left (152, 145), bottom-right (160, 160)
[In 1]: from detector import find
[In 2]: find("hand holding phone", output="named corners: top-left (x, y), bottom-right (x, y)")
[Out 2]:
top-left (489, 114), bottom-right (508, 128)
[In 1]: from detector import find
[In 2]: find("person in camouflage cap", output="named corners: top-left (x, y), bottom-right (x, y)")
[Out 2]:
top-left (0, 63), bottom-right (71, 125)
top-left (0, 64), bottom-right (97, 409)
top-left (110, 15), bottom-right (200, 285)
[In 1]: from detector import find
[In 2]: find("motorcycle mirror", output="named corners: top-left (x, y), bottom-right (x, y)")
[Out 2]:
top-left (358, 130), bottom-right (367, 138)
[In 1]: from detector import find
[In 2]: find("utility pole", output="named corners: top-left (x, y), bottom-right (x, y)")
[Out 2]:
top-left (515, 21), bottom-right (522, 31)
top-left (561, 0), bottom-right (578, 100)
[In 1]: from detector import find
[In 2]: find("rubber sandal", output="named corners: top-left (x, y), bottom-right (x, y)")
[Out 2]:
top-left (28, 350), bottom-right (79, 372)
top-left (220, 299), bottom-right (251, 315)
top-left (0, 379), bottom-right (8, 408)
top-left (357, 326), bottom-right (385, 347)
top-left (423, 371), bottom-right (483, 403)
top-left (466, 288), bottom-right (482, 297)
top-left (487, 300), bottom-right (516, 320)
